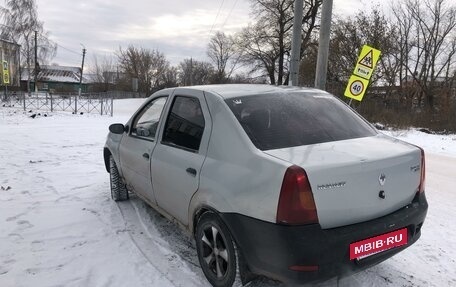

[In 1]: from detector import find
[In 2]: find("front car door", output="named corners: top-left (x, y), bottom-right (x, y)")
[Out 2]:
top-left (151, 88), bottom-right (211, 225)
top-left (119, 96), bottom-right (168, 203)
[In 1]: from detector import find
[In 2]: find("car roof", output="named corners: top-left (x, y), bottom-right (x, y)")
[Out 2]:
top-left (184, 84), bottom-right (328, 99)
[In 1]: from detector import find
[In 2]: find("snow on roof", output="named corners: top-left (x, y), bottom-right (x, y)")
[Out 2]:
top-left (21, 65), bottom-right (83, 84)
top-left (38, 65), bottom-right (81, 83)
top-left (41, 65), bottom-right (81, 73)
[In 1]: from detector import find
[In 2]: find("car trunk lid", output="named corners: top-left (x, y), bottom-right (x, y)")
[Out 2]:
top-left (265, 135), bottom-right (422, 229)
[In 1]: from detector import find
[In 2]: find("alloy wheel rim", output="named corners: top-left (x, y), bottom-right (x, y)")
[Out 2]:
top-left (201, 225), bottom-right (229, 278)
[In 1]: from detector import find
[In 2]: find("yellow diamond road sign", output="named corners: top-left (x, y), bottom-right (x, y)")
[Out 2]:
top-left (2, 60), bottom-right (10, 85)
top-left (345, 45), bottom-right (381, 102)
top-left (353, 45), bottom-right (381, 80)
top-left (344, 75), bottom-right (370, 102)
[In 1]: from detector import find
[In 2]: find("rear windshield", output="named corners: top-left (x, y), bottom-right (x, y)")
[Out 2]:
top-left (225, 92), bottom-right (376, 151)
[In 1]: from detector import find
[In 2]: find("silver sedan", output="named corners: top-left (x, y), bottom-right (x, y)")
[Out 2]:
top-left (104, 84), bottom-right (428, 286)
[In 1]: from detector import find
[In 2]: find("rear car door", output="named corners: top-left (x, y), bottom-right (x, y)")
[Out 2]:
top-left (119, 96), bottom-right (168, 203)
top-left (151, 89), bottom-right (211, 225)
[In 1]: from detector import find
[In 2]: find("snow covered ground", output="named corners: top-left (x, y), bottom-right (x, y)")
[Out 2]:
top-left (1, 99), bottom-right (455, 287)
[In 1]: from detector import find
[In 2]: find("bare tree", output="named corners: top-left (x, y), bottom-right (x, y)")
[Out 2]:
top-left (326, 9), bottom-right (397, 88)
top-left (236, 22), bottom-right (278, 84)
top-left (89, 54), bottom-right (117, 92)
top-left (393, 0), bottom-right (456, 110)
top-left (298, 39), bottom-right (318, 86)
top-left (158, 66), bottom-right (178, 89)
top-left (235, 0), bottom-right (321, 85)
top-left (0, 0), bottom-right (57, 92)
top-left (117, 45), bottom-right (170, 95)
top-left (319, 0), bottom-right (456, 130)
top-left (178, 58), bottom-right (214, 86)
top-left (207, 31), bottom-right (238, 83)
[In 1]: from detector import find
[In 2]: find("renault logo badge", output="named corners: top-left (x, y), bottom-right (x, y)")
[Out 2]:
top-left (379, 173), bottom-right (386, 186)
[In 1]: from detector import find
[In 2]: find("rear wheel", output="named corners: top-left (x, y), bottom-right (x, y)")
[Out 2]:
top-left (195, 212), bottom-right (241, 287)
top-left (109, 155), bottom-right (129, 201)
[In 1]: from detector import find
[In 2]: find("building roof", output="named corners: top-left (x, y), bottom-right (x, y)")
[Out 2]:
top-left (39, 65), bottom-right (81, 83)
top-left (403, 75), bottom-right (449, 83)
top-left (0, 38), bottom-right (21, 47)
top-left (21, 65), bottom-right (89, 84)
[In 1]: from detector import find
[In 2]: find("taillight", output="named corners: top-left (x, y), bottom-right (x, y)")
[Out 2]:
top-left (418, 147), bottom-right (425, 194)
top-left (276, 165), bottom-right (319, 225)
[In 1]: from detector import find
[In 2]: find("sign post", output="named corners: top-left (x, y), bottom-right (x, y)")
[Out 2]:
top-left (344, 45), bottom-right (381, 102)
top-left (2, 60), bottom-right (9, 101)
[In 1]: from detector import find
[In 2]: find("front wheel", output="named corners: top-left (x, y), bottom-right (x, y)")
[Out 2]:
top-left (195, 212), bottom-right (241, 287)
top-left (109, 155), bottom-right (129, 201)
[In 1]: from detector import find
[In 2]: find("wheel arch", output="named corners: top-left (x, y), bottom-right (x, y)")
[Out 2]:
top-left (191, 205), bottom-right (219, 235)
top-left (192, 205), bottom-right (256, 285)
top-left (103, 147), bottom-right (112, 173)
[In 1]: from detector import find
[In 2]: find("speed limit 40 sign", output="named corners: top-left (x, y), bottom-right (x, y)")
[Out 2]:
top-left (344, 75), bottom-right (369, 101)
top-left (350, 80), bottom-right (364, 96)
top-left (344, 45), bottom-right (381, 102)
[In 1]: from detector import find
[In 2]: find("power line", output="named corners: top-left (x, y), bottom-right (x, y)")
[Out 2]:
top-left (209, 0), bottom-right (225, 36)
top-left (1, 28), bottom-right (82, 67)
top-left (37, 33), bottom-right (81, 55)
top-left (197, 0), bottom-right (227, 60)
top-left (221, 0), bottom-right (239, 30)
top-left (54, 43), bottom-right (81, 56)
top-left (1, 27), bottom-right (81, 56)
top-left (34, 35), bottom-right (82, 66)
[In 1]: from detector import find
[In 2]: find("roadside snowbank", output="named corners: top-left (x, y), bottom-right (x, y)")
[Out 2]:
top-left (383, 129), bottom-right (456, 158)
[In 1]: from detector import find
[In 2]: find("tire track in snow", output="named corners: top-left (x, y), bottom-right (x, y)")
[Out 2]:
top-left (114, 197), bottom-right (212, 287)
top-left (113, 197), bottom-right (356, 287)
top-left (114, 201), bottom-right (177, 287)
top-left (129, 199), bottom-right (200, 269)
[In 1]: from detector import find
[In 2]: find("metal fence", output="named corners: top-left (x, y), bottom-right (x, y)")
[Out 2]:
top-left (1, 92), bottom-right (114, 116)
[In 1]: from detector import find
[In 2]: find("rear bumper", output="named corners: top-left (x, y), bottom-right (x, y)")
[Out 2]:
top-left (220, 192), bottom-right (428, 284)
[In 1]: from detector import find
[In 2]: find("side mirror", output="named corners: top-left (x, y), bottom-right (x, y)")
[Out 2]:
top-left (109, 123), bottom-right (125, 134)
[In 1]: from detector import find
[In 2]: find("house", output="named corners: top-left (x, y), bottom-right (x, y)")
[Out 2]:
top-left (20, 65), bottom-right (89, 93)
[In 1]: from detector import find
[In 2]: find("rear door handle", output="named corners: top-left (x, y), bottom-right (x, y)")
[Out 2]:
top-left (186, 167), bottom-right (197, 176)
top-left (142, 153), bottom-right (150, 160)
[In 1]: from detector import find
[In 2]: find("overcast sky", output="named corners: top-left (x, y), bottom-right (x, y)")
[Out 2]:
top-left (36, 0), bottom-right (384, 70)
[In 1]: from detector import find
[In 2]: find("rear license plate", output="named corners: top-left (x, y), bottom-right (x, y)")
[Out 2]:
top-left (350, 228), bottom-right (408, 260)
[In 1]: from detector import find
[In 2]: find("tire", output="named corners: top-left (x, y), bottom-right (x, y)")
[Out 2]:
top-left (109, 155), bottom-right (129, 201)
top-left (195, 212), bottom-right (242, 287)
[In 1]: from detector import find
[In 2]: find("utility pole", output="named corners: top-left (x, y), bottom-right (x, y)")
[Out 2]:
top-left (314, 0), bottom-right (333, 90)
top-left (34, 30), bottom-right (38, 92)
top-left (79, 45), bottom-right (86, 96)
top-left (289, 0), bottom-right (304, 86)
top-left (189, 57), bottom-right (193, 86)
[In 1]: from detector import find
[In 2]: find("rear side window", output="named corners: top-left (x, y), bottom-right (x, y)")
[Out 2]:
top-left (225, 92), bottom-right (376, 150)
top-left (162, 96), bottom-right (205, 151)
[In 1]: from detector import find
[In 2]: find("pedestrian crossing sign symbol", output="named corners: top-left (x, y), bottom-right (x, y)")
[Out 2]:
top-left (358, 49), bottom-right (373, 68)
